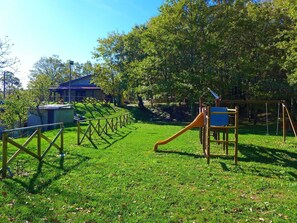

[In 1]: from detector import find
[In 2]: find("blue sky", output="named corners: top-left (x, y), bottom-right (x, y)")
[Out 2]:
top-left (0, 0), bottom-right (164, 87)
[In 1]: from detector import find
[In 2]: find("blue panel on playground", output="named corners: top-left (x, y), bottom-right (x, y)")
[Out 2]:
top-left (210, 107), bottom-right (229, 126)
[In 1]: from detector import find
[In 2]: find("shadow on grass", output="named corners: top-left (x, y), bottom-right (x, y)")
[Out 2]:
top-left (155, 143), bottom-right (297, 180)
top-left (102, 130), bottom-right (133, 150)
top-left (78, 125), bottom-right (137, 150)
top-left (238, 143), bottom-right (297, 169)
top-left (155, 150), bottom-right (204, 159)
top-left (218, 143), bottom-right (297, 180)
top-left (126, 105), bottom-right (194, 127)
top-left (5, 154), bottom-right (90, 194)
top-left (101, 102), bottom-right (116, 112)
top-left (91, 103), bottom-right (104, 116)
top-left (83, 103), bottom-right (95, 119)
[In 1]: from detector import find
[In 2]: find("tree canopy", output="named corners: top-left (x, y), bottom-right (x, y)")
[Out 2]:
top-left (0, 37), bottom-right (20, 99)
top-left (29, 55), bottom-right (95, 87)
top-left (0, 36), bottom-right (19, 71)
top-left (92, 0), bottom-right (297, 107)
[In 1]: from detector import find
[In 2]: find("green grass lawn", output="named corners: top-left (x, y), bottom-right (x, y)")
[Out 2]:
top-left (1, 104), bottom-right (297, 222)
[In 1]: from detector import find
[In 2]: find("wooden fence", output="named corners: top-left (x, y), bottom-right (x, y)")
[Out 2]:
top-left (1, 123), bottom-right (64, 179)
top-left (77, 113), bottom-right (131, 147)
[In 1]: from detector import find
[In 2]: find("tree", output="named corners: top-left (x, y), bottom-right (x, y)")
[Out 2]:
top-left (0, 71), bottom-right (22, 98)
top-left (0, 36), bottom-right (19, 70)
top-left (91, 0), bottom-right (296, 113)
top-left (29, 55), bottom-right (66, 86)
top-left (29, 55), bottom-right (95, 87)
top-left (93, 32), bottom-right (127, 106)
top-left (274, 0), bottom-right (297, 85)
top-left (122, 25), bottom-right (150, 107)
top-left (27, 74), bottom-right (52, 124)
top-left (28, 74), bottom-right (52, 104)
top-left (0, 37), bottom-right (19, 99)
top-left (2, 90), bottom-right (33, 128)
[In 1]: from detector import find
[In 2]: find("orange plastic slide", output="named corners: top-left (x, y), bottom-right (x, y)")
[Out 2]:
top-left (153, 112), bottom-right (204, 151)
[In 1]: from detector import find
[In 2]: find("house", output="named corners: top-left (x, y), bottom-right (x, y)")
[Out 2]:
top-left (49, 75), bottom-right (105, 102)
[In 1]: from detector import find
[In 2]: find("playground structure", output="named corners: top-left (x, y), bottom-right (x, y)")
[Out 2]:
top-left (221, 99), bottom-right (297, 142)
top-left (154, 89), bottom-right (239, 164)
top-left (154, 88), bottom-right (297, 164)
top-left (282, 102), bottom-right (297, 141)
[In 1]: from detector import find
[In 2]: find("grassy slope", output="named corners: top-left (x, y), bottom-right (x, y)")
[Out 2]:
top-left (0, 104), bottom-right (296, 222)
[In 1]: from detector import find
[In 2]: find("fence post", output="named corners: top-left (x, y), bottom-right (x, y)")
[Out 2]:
top-left (37, 127), bottom-right (41, 159)
top-left (115, 117), bottom-right (118, 131)
top-left (111, 118), bottom-right (114, 132)
top-left (89, 120), bottom-right (92, 140)
top-left (234, 107), bottom-right (239, 165)
top-left (105, 119), bottom-right (108, 134)
top-left (77, 121), bottom-right (80, 145)
top-left (2, 132), bottom-right (8, 179)
top-left (124, 114), bottom-right (127, 126)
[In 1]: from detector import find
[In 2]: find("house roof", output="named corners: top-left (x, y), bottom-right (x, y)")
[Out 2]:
top-left (49, 86), bottom-right (101, 90)
top-left (49, 75), bottom-right (101, 90)
top-left (37, 104), bottom-right (73, 110)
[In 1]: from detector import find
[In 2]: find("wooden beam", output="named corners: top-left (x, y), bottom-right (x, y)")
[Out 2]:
top-left (221, 100), bottom-right (285, 105)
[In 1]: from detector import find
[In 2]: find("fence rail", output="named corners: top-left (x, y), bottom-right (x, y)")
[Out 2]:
top-left (77, 113), bottom-right (131, 147)
top-left (1, 123), bottom-right (64, 179)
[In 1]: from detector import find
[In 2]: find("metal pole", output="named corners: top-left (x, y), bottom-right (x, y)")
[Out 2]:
top-left (68, 61), bottom-right (74, 103)
top-left (3, 71), bottom-right (6, 99)
top-left (266, 102), bottom-right (269, 135)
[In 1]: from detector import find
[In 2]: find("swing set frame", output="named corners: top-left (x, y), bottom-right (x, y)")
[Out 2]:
top-left (221, 99), bottom-right (296, 142)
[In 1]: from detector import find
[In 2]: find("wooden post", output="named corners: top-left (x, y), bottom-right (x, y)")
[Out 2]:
top-left (37, 127), bottom-right (41, 159)
top-left (77, 121), bottom-right (80, 145)
top-left (284, 105), bottom-right (297, 137)
top-left (206, 107), bottom-right (210, 164)
top-left (201, 127), bottom-right (205, 155)
top-left (115, 117), bottom-right (117, 130)
top-left (111, 118), bottom-right (114, 132)
top-left (234, 107), bottom-right (239, 165)
top-left (226, 129), bottom-right (229, 156)
top-left (2, 133), bottom-right (8, 179)
top-left (283, 103), bottom-right (286, 143)
top-left (105, 119), bottom-right (108, 134)
top-left (89, 120), bottom-right (92, 139)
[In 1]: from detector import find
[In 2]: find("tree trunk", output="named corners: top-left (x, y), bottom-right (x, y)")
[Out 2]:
top-left (137, 95), bottom-right (145, 110)
top-left (117, 94), bottom-right (123, 107)
top-left (253, 109), bottom-right (258, 125)
top-left (190, 98), bottom-right (196, 119)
